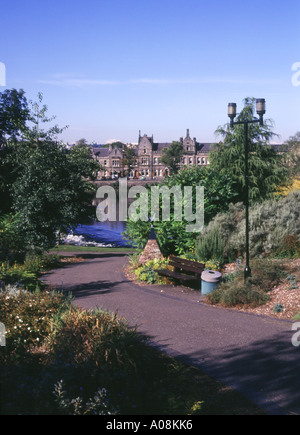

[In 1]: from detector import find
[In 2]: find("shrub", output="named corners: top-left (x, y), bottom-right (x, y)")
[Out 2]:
top-left (196, 226), bottom-right (227, 264)
top-left (207, 259), bottom-right (284, 308)
top-left (133, 258), bottom-right (169, 284)
top-left (0, 214), bottom-right (26, 263)
top-left (53, 380), bottom-right (118, 415)
top-left (275, 235), bottom-right (300, 258)
top-left (0, 254), bottom-right (61, 292)
top-left (208, 281), bottom-right (270, 308)
top-left (47, 308), bottom-right (155, 372)
top-left (0, 262), bottom-right (41, 292)
top-left (195, 191), bottom-right (300, 263)
top-left (0, 289), bottom-right (71, 360)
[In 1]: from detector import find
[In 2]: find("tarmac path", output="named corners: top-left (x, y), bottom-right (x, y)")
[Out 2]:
top-left (43, 252), bottom-right (300, 415)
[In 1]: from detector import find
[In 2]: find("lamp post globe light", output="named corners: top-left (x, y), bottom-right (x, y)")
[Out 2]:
top-left (227, 99), bottom-right (266, 282)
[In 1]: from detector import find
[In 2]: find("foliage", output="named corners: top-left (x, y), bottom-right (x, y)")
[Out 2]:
top-left (210, 97), bottom-right (290, 203)
top-left (275, 235), bottom-right (300, 259)
top-left (0, 262), bottom-right (40, 292)
top-left (0, 290), bottom-right (188, 415)
top-left (12, 140), bottom-right (98, 249)
top-left (121, 146), bottom-right (137, 175)
top-left (0, 89), bottom-right (101, 250)
top-left (0, 289), bottom-right (71, 359)
top-left (133, 258), bottom-right (169, 284)
top-left (0, 88), bottom-right (29, 142)
top-left (207, 258), bottom-right (284, 308)
top-left (0, 214), bottom-right (26, 262)
top-left (159, 141), bottom-right (184, 175)
top-left (0, 284), bottom-right (263, 415)
top-left (162, 165), bottom-right (239, 224)
top-left (284, 131), bottom-right (300, 178)
top-left (123, 165), bottom-right (238, 257)
top-left (276, 177), bottom-right (300, 197)
top-left (195, 191), bottom-right (300, 264)
top-left (0, 90), bottom-right (30, 214)
top-left (0, 253), bottom-right (61, 293)
top-left (196, 226), bottom-right (226, 265)
top-left (53, 380), bottom-right (118, 415)
top-left (273, 303), bottom-right (284, 313)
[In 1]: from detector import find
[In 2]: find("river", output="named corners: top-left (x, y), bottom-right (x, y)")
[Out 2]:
top-left (62, 220), bottom-right (131, 248)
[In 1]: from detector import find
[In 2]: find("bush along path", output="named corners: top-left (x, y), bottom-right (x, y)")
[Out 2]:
top-left (40, 251), bottom-right (300, 415)
top-left (0, 274), bottom-right (263, 416)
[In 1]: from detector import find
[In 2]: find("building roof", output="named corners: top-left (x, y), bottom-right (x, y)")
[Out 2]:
top-left (94, 147), bottom-right (110, 157)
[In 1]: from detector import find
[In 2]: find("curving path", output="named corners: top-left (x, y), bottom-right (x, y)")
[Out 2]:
top-left (43, 252), bottom-right (300, 415)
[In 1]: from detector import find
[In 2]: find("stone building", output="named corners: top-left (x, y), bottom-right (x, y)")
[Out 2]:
top-left (93, 129), bottom-right (212, 180)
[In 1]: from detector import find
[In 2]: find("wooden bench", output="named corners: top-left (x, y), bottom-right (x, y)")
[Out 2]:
top-left (157, 256), bottom-right (205, 286)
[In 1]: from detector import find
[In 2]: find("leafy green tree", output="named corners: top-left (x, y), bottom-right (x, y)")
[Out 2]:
top-left (13, 141), bottom-right (98, 249)
top-left (0, 89), bottom-right (101, 250)
top-left (210, 97), bottom-right (290, 203)
top-left (0, 88), bottom-right (29, 142)
top-left (123, 166), bottom-right (238, 256)
top-left (159, 141), bottom-right (184, 175)
top-left (0, 89), bottom-right (29, 214)
top-left (121, 147), bottom-right (136, 175)
top-left (162, 166), bottom-right (239, 224)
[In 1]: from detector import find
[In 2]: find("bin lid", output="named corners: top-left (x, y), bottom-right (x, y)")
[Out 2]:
top-left (201, 270), bottom-right (222, 283)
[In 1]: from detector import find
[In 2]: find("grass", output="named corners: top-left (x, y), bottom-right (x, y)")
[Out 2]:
top-left (50, 245), bottom-right (136, 253)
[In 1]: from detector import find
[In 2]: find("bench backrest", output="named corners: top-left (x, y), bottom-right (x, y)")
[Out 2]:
top-left (169, 256), bottom-right (205, 275)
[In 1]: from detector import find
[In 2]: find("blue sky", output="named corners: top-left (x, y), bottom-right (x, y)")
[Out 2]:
top-left (1, 0), bottom-right (299, 144)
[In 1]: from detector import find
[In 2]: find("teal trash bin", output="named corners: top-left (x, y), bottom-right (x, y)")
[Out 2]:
top-left (201, 270), bottom-right (222, 295)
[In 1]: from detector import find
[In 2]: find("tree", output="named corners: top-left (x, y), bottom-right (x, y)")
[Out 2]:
top-left (210, 97), bottom-right (290, 203)
top-left (123, 166), bottom-right (238, 256)
top-left (0, 89), bottom-right (30, 214)
top-left (13, 141), bottom-right (99, 249)
top-left (121, 147), bottom-right (136, 175)
top-left (0, 89), bottom-right (101, 250)
top-left (285, 132), bottom-right (300, 178)
top-left (159, 141), bottom-right (184, 175)
top-left (0, 88), bottom-right (29, 143)
top-left (76, 138), bottom-right (88, 146)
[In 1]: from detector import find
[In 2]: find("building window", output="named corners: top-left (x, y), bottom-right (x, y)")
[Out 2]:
top-left (143, 148), bottom-right (147, 154)
top-left (154, 157), bottom-right (158, 164)
top-left (104, 160), bottom-right (107, 166)
top-left (189, 158), bottom-right (193, 164)
top-left (112, 159), bottom-right (120, 167)
top-left (141, 158), bottom-right (149, 165)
